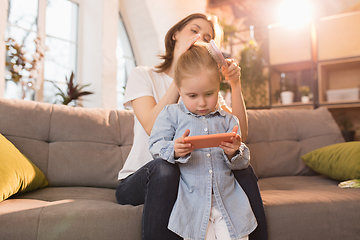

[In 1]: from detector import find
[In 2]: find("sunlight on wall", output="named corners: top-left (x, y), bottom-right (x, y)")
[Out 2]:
top-left (276, 0), bottom-right (314, 28)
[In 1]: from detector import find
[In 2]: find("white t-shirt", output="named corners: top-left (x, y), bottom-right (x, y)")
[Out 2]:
top-left (118, 66), bottom-right (226, 180)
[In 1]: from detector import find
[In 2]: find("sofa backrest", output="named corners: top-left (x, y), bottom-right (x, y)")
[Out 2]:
top-left (245, 107), bottom-right (344, 178)
top-left (0, 98), bottom-right (344, 186)
top-left (0, 98), bottom-right (134, 189)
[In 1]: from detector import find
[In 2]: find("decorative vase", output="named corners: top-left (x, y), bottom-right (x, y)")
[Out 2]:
top-left (301, 96), bottom-right (310, 103)
top-left (281, 91), bottom-right (294, 104)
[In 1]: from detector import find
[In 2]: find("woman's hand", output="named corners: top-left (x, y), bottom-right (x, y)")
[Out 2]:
top-left (174, 129), bottom-right (194, 158)
top-left (220, 126), bottom-right (242, 159)
top-left (173, 34), bottom-right (200, 63)
top-left (221, 59), bottom-right (241, 86)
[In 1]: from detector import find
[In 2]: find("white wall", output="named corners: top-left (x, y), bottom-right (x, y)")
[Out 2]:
top-left (118, 0), bottom-right (161, 67)
top-left (145, 0), bottom-right (207, 54)
top-left (119, 0), bottom-right (207, 67)
top-left (80, 0), bottom-right (118, 109)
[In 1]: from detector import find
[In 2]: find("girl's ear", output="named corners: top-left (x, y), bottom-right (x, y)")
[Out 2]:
top-left (177, 86), bottom-right (182, 96)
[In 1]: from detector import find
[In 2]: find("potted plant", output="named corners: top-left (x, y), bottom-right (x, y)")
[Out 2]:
top-left (274, 89), bottom-right (281, 103)
top-left (280, 73), bottom-right (295, 104)
top-left (238, 38), bottom-right (268, 108)
top-left (50, 72), bottom-right (93, 106)
top-left (299, 85), bottom-right (310, 103)
top-left (334, 114), bottom-right (355, 142)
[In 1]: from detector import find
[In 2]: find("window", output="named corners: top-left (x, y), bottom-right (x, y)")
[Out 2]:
top-left (43, 0), bottom-right (79, 104)
top-left (4, 0), bottom-right (79, 104)
top-left (116, 14), bottom-right (136, 109)
top-left (4, 0), bottom-right (38, 99)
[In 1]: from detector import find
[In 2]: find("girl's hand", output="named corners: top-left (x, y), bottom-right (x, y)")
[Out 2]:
top-left (220, 126), bottom-right (242, 159)
top-left (221, 59), bottom-right (241, 86)
top-left (174, 129), bottom-right (194, 158)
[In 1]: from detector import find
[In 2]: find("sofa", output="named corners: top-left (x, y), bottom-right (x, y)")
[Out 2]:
top-left (0, 97), bottom-right (359, 240)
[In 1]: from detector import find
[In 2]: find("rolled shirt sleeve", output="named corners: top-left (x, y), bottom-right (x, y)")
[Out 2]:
top-left (222, 142), bottom-right (250, 170)
top-left (149, 105), bottom-right (179, 164)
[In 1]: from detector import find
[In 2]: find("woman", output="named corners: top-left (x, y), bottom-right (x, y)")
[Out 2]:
top-left (116, 13), bottom-right (267, 240)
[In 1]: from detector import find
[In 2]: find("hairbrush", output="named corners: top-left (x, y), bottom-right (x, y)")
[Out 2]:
top-left (208, 40), bottom-right (228, 69)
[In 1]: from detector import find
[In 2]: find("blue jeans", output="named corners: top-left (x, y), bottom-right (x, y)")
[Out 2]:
top-left (116, 159), bottom-right (268, 240)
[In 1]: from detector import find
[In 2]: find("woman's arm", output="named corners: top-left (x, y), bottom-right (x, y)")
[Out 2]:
top-left (221, 60), bottom-right (248, 141)
top-left (132, 35), bottom-right (201, 136)
top-left (132, 81), bottom-right (179, 136)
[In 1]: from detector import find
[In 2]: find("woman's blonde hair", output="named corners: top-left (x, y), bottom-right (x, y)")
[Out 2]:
top-left (174, 44), bottom-right (221, 87)
top-left (155, 13), bottom-right (223, 73)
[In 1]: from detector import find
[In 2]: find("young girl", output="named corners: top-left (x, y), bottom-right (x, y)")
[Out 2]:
top-left (149, 44), bottom-right (257, 240)
top-left (116, 13), bottom-right (267, 240)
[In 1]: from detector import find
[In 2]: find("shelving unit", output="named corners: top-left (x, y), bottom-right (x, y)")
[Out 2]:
top-left (268, 22), bottom-right (316, 108)
top-left (267, 11), bottom-right (360, 140)
top-left (317, 11), bottom-right (360, 61)
top-left (316, 11), bottom-right (360, 108)
top-left (267, 11), bottom-right (360, 110)
top-left (317, 57), bottom-right (360, 107)
top-left (269, 66), bottom-right (315, 108)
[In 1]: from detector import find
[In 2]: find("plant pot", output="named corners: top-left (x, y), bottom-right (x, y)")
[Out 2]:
top-left (301, 96), bottom-right (310, 103)
top-left (281, 91), bottom-right (294, 104)
top-left (341, 130), bottom-right (355, 142)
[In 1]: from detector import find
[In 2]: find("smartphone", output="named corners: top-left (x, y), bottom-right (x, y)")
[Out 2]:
top-left (184, 132), bottom-right (236, 149)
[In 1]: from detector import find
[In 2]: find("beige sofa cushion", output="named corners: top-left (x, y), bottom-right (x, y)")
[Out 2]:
top-left (0, 99), bottom-right (134, 189)
top-left (259, 175), bottom-right (360, 240)
top-left (0, 187), bottom-right (143, 240)
top-left (245, 107), bottom-right (344, 178)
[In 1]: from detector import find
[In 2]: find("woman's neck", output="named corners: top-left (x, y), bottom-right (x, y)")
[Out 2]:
top-left (164, 63), bottom-right (175, 79)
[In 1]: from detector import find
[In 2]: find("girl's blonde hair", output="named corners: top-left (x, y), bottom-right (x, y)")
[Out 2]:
top-left (174, 44), bottom-right (221, 87)
top-left (155, 13), bottom-right (223, 73)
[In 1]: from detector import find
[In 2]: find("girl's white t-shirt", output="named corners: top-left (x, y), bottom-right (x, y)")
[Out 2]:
top-left (118, 66), bottom-right (226, 180)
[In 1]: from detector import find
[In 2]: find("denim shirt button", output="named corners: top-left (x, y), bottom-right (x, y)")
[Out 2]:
top-left (207, 153), bottom-right (210, 157)
top-left (204, 128), bottom-right (208, 132)
top-left (209, 170), bottom-right (212, 174)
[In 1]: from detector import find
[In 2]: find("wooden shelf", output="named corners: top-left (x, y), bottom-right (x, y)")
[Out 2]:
top-left (318, 11), bottom-right (360, 61)
top-left (271, 102), bottom-right (314, 109)
top-left (271, 61), bottom-right (314, 73)
top-left (318, 57), bottom-right (360, 105)
top-left (269, 67), bottom-right (314, 106)
top-left (268, 23), bottom-right (312, 66)
top-left (320, 101), bottom-right (360, 109)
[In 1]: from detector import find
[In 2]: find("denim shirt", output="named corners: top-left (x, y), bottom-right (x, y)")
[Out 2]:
top-left (149, 101), bottom-right (257, 240)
